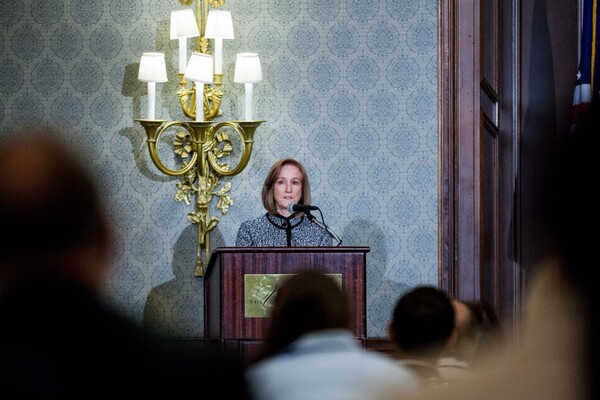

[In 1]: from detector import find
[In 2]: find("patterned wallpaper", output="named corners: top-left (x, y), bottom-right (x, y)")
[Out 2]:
top-left (0, 0), bottom-right (438, 338)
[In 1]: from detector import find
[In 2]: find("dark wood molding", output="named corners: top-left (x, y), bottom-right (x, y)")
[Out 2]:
top-left (439, 0), bottom-right (579, 345)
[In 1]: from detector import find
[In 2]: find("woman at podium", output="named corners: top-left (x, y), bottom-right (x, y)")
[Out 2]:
top-left (235, 158), bottom-right (334, 247)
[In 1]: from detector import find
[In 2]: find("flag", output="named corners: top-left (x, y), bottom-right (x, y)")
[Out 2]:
top-left (572, 0), bottom-right (600, 123)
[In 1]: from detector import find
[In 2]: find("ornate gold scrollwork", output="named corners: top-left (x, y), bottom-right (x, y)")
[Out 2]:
top-left (136, 0), bottom-right (264, 276)
top-left (136, 119), bottom-right (263, 276)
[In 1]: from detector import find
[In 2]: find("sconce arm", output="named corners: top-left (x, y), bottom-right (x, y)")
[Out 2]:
top-left (207, 120), bottom-right (264, 176)
top-left (136, 119), bottom-right (198, 177)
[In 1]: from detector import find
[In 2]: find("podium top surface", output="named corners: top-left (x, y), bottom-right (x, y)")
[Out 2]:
top-left (213, 246), bottom-right (370, 254)
top-left (205, 246), bottom-right (370, 278)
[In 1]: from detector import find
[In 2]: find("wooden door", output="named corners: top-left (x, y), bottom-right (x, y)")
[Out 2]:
top-left (439, 0), bottom-right (578, 344)
top-left (439, 0), bottom-right (519, 331)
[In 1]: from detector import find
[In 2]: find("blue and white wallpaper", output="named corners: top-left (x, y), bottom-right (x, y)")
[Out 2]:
top-left (0, 0), bottom-right (438, 338)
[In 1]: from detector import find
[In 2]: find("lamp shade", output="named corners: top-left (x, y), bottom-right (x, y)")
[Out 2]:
top-left (138, 52), bottom-right (168, 82)
top-left (185, 52), bottom-right (214, 83)
top-left (170, 9), bottom-right (200, 39)
top-left (234, 53), bottom-right (262, 83)
top-left (205, 10), bottom-right (234, 39)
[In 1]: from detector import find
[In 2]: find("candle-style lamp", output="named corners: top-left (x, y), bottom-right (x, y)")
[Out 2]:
top-left (137, 52), bottom-right (168, 120)
top-left (234, 53), bottom-right (263, 121)
top-left (170, 9), bottom-right (200, 74)
top-left (204, 10), bottom-right (234, 75)
top-left (185, 52), bottom-right (214, 122)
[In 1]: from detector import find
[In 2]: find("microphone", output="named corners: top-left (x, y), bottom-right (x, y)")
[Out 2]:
top-left (287, 203), bottom-right (319, 214)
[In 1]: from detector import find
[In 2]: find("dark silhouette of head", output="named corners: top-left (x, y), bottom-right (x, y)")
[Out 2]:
top-left (389, 286), bottom-right (455, 358)
top-left (0, 129), bottom-right (111, 292)
top-left (260, 270), bottom-right (352, 359)
top-left (447, 299), bottom-right (505, 364)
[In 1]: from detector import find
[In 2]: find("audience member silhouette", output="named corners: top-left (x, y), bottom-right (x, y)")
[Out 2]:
top-left (388, 286), bottom-right (455, 388)
top-left (437, 299), bottom-right (504, 382)
top-left (245, 270), bottom-right (420, 400)
top-left (465, 300), bottom-right (505, 364)
top-left (0, 129), bottom-right (250, 398)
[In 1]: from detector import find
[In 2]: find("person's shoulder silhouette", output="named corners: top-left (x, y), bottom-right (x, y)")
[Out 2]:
top-left (0, 128), bottom-right (250, 398)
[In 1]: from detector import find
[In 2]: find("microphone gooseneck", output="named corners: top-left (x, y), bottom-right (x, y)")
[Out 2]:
top-left (302, 209), bottom-right (343, 246)
top-left (287, 203), bottom-right (343, 246)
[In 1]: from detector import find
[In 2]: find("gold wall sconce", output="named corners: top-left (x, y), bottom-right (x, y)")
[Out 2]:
top-left (136, 0), bottom-right (264, 277)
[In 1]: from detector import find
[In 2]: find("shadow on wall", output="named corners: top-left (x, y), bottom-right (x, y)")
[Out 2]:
top-left (119, 61), bottom-right (181, 185)
top-left (142, 223), bottom-right (212, 337)
top-left (341, 219), bottom-right (412, 338)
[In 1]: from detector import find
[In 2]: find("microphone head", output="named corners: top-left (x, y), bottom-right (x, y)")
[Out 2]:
top-left (287, 203), bottom-right (318, 213)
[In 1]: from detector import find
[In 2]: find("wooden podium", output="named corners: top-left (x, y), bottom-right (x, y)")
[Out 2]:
top-left (204, 246), bottom-right (370, 357)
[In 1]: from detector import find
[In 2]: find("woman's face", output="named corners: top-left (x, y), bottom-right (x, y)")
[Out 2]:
top-left (274, 164), bottom-right (303, 216)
